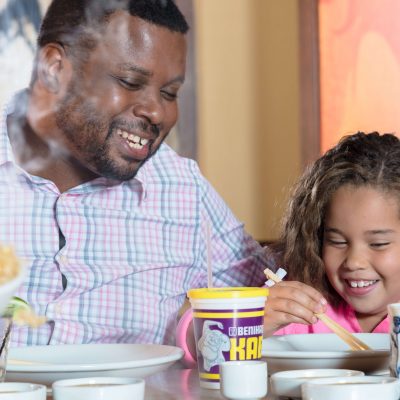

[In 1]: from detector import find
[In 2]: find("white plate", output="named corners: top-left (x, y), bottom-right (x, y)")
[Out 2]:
top-left (5, 343), bottom-right (184, 386)
top-left (262, 333), bottom-right (390, 375)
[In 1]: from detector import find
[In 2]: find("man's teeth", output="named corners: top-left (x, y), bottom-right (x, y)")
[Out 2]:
top-left (117, 129), bottom-right (149, 149)
top-left (348, 280), bottom-right (377, 288)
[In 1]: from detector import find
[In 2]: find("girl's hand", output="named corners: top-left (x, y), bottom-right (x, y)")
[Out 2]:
top-left (263, 281), bottom-right (327, 337)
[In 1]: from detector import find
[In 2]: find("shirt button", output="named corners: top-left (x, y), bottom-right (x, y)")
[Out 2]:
top-left (54, 304), bottom-right (63, 314)
top-left (59, 255), bottom-right (68, 264)
top-left (58, 194), bottom-right (70, 204)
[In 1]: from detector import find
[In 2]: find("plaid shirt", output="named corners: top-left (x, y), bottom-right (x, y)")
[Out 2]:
top-left (2, 93), bottom-right (269, 346)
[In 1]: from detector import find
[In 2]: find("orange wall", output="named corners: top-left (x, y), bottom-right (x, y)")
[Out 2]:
top-left (319, 0), bottom-right (400, 151)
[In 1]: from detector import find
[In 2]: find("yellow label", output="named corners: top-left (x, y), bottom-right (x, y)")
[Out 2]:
top-left (188, 287), bottom-right (268, 299)
top-left (199, 372), bottom-right (220, 380)
top-left (229, 336), bottom-right (263, 360)
top-left (193, 310), bottom-right (264, 319)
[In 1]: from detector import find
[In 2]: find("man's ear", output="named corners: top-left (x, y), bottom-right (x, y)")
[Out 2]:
top-left (36, 44), bottom-right (69, 93)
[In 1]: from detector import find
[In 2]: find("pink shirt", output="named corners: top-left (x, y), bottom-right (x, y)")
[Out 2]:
top-left (274, 302), bottom-right (389, 335)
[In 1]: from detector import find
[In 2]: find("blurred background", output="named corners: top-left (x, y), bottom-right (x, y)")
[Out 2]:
top-left (1, 0), bottom-right (400, 242)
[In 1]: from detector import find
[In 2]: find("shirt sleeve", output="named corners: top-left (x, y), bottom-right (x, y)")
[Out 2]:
top-left (196, 167), bottom-right (276, 288)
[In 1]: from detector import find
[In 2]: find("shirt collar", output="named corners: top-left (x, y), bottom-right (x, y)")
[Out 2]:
top-left (0, 91), bottom-right (27, 166)
top-left (133, 153), bottom-right (150, 200)
top-left (129, 144), bottom-right (168, 201)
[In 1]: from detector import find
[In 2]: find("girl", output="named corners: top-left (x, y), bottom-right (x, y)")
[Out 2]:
top-left (264, 131), bottom-right (400, 336)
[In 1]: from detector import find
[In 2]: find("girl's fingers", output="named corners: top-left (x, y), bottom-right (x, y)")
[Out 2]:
top-left (268, 281), bottom-right (327, 314)
top-left (266, 296), bottom-right (318, 325)
top-left (263, 308), bottom-right (314, 337)
top-left (263, 281), bottom-right (328, 335)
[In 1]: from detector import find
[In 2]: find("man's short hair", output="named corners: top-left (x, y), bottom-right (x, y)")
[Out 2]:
top-left (38, 0), bottom-right (189, 51)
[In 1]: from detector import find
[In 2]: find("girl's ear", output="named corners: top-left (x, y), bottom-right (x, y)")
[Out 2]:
top-left (36, 44), bottom-right (69, 93)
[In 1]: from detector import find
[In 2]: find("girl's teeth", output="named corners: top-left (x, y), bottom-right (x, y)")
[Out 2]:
top-left (349, 280), bottom-right (376, 288)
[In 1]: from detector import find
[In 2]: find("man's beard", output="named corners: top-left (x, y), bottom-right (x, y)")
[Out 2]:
top-left (54, 80), bottom-right (143, 181)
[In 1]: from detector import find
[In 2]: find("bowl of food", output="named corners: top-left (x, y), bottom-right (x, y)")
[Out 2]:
top-left (262, 333), bottom-right (390, 375)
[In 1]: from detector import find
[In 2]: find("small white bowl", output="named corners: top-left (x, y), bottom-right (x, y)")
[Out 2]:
top-left (302, 376), bottom-right (400, 400)
top-left (52, 376), bottom-right (145, 400)
top-left (220, 360), bottom-right (268, 400)
top-left (270, 368), bottom-right (364, 398)
top-left (0, 382), bottom-right (46, 399)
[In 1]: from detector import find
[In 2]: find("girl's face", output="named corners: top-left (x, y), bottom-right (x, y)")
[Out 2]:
top-left (322, 185), bottom-right (400, 329)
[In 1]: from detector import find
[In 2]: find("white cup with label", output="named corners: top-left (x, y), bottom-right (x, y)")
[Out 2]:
top-left (52, 376), bottom-right (145, 400)
top-left (187, 287), bottom-right (268, 389)
top-left (220, 360), bottom-right (268, 400)
top-left (388, 302), bottom-right (400, 377)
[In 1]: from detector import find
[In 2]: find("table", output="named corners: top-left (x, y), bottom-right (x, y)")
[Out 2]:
top-left (47, 368), bottom-right (277, 399)
top-left (145, 368), bottom-right (275, 399)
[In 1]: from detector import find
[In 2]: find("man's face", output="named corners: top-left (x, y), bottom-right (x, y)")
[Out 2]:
top-left (55, 11), bottom-right (186, 181)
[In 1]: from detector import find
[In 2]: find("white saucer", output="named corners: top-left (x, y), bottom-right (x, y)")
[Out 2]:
top-left (6, 343), bottom-right (183, 386)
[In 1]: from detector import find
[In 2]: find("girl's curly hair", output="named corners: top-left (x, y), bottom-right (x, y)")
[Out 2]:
top-left (272, 131), bottom-right (400, 307)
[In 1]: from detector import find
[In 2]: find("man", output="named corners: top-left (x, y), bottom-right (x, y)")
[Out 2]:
top-left (2, 0), bottom-right (270, 347)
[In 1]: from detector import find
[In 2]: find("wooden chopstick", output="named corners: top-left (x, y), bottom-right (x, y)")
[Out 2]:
top-left (263, 268), bottom-right (372, 351)
top-left (314, 313), bottom-right (370, 351)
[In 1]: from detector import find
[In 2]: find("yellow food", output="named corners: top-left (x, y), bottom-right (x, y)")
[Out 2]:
top-left (12, 308), bottom-right (47, 328)
top-left (6, 297), bottom-right (47, 328)
top-left (0, 247), bottom-right (47, 328)
top-left (0, 245), bottom-right (20, 284)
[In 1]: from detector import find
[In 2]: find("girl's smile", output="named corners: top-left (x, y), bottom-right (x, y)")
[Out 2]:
top-left (322, 184), bottom-right (400, 332)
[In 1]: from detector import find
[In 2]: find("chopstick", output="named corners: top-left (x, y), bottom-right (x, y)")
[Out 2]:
top-left (313, 313), bottom-right (371, 351)
top-left (264, 268), bottom-right (372, 351)
top-left (206, 222), bottom-right (213, 289)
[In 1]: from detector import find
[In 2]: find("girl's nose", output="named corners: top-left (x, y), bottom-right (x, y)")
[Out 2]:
top-left (343, 246), bottom-right (369, 270)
